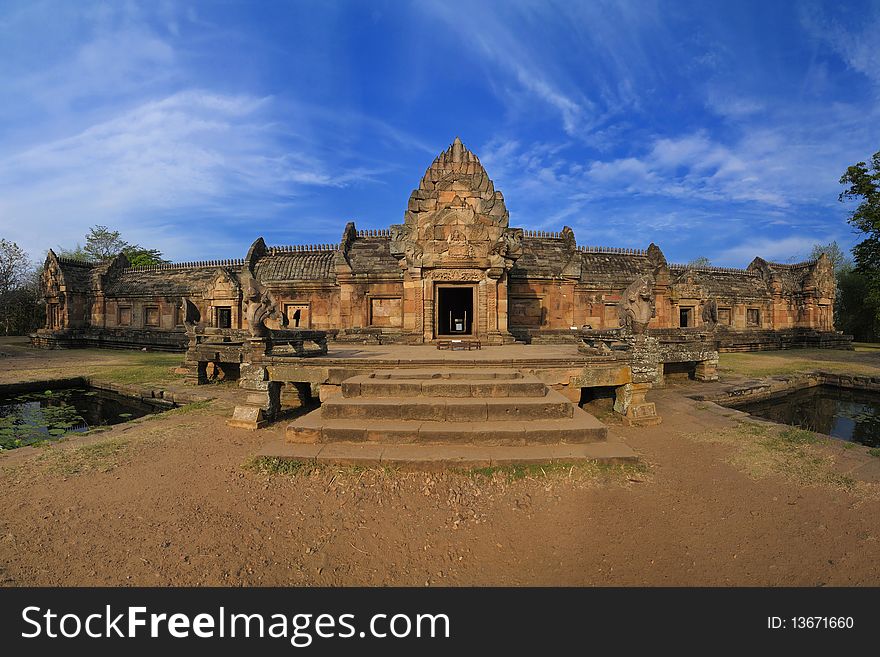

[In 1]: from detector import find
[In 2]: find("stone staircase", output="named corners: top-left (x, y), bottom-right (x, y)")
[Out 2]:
top-left (281, 369), bottom-right (634, 465)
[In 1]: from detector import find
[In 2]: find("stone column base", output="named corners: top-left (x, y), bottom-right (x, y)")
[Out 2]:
top-left (614, 382), bottom-right (662, 426)
top-left (695, 358), bottom-right (719, 381)
top-left (227, 405), bottom-right (269, 430)
top-left (227, 381), bottom-right (281, 430)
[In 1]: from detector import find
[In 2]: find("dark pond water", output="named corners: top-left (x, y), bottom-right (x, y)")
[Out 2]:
top-left (734, 385), bottom-right (880, 448)
top-left (0, 387), bottom-right (164, 449)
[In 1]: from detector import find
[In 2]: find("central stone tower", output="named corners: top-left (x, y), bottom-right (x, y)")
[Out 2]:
top-left (389, 137), bottom-right (523, 344)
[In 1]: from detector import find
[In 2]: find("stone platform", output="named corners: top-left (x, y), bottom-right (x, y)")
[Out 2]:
top-left (280, 368), bottom-right (635, 466)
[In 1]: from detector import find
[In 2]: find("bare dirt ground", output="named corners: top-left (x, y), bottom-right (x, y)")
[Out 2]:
top-left (2, 337), bottom-right (880, 586)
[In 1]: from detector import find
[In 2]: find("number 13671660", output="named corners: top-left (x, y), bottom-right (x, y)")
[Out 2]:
top-left (768, 617), bottom-right (854, 630)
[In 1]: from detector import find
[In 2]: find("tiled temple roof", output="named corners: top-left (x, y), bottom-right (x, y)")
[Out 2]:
top-left (105, 266), bottom-right (227, 296)
top-left (54, 257), bottom-right (95, 290)
top-left (254, 249), bottom-right (336, 282)
top-left (347, 237), bottom-right (402, 276)
top-left (577, 251), bottom-right (654, 288)
top-left (670, 268), bottom-right (769, 298)
top-left (511, 236), bottom-right (579, 278)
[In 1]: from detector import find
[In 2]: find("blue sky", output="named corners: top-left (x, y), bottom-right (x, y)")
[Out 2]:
top-left (1, 0), bottom-right (878, 267)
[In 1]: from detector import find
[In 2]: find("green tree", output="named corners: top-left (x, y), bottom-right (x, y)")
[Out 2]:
top-left (688, 256), bottom-right (711, 268)
top-left (82, 225), bottom-right (129, 261)
top-left (839, 151), bottom-right (880, 341)
top-left (56, 244), bottom-right (89, 260)
top-left (0, 238), bottom-right (29, 297)
top-left (0, 239), bottom-right (41, 335)
top-left (59, 225), bottom-right (167, 266)
top-left (837, 267), bottom-right (877, 341)
top-left (810, 242), bottom-right (858, 335)
top-left (809, 241), bottom-right (849, 274)
top-left (123, 247), bottom-right (166, 267)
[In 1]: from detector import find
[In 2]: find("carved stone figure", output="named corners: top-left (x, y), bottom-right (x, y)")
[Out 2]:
top-left (244, 277), bottom-right (286, 337)
top-left (701, 298), bottom-right (718, 329)
top-left (490, 229), bottom-right (523, 260)
top-left (181, 298), bottom-right (201, 329)
top-left (618, 275), bottom-right (654, 335)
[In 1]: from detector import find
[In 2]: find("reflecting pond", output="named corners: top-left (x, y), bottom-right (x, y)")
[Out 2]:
top-left (0, 387), bottom-right (165, 449)
top-left (733, 385), bottom-right (880, 448)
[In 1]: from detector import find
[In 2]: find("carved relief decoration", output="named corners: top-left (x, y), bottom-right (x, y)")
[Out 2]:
top-left (427, 269), bottom-right (484, 281)
top-left (390, 137), bottom-right (522, 275)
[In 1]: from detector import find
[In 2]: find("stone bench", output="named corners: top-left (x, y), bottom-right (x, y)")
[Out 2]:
top-left (436, 339), bottom-right (481, 351)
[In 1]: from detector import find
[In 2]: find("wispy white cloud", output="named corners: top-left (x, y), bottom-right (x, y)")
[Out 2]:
top-left (0, 91), bottom-right (378, 259)
top-left (419, 0), bottom-right (669, 141)
top-left (800, 3), bottom-right (880, 87)
top-left (716, 235), bottom-right (834, 265)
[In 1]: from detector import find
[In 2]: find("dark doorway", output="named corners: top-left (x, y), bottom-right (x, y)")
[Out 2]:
top-left (679, 306), bottom-right (693, 328)
top-left (437, 286), bottom-right (474, 335)
top-left (216, 306), bottom-right (232, 329)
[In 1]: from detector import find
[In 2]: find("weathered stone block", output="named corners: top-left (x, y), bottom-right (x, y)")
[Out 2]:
top-left (227, 405), bottom-right (266, 430)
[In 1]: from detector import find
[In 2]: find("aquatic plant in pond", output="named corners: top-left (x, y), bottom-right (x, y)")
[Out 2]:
top-left (735, 385), bottom-right (880, 448)
top-left (0, 387), bottom-right (162, 449)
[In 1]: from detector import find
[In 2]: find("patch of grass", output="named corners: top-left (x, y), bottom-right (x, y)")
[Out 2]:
top-left (868, 448), bottom-right (880, 458)
top-left (686, 422), bottom-right (870, 496)
top-left (775, 427), bottom-right (823, 446)
top-left (718, 349), bottom-right (880, 378)
top-left (853, 342), bottom-right (880, 351)
top-left (40, 436), bottom-right (131, 475)
top-left (83, 353), bottom-right (183, 386)
top-left (168, 400), bottom-right (213, 415)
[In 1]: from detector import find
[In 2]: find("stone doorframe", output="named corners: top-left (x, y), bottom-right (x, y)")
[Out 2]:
top-left (420, 269), bottom-right (491, 343)
top-left (434, 282), bottom-right (478, 338)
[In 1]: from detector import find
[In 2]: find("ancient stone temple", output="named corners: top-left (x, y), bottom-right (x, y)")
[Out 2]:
top-left (34, 137), bottom-right (849, 352)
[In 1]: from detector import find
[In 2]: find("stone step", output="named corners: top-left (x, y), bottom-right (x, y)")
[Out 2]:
top-left (286, 405), bottom-right (606, 445)
top-left (341, 373), bottom-right (547, 398)
top-left (260, 438), bottom-right (637, 468)
top-left (372, 369), bottom-right (523, 380)
top-left (322, 389), bottom-right (573, 421)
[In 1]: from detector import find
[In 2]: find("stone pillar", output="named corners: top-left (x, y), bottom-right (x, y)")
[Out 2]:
top-left (653, 363), bottom-right (666, 388)
top-left (421, 276), bottom-right (432, 342)
top-left (614, 382), bottom-right (661, 426)
top-left (695, 357), bottom-right (719, 381)
top-left (477, 279), bottom-right (488, 337)
top-left (227, 339), bottom-right (280, 430)
top-left (497, 275), bottom-right (509, 333)
top-left (228, 381), bottom-right (281, 430)
top-left (615, 334), bottom-right (663, 426)
top-left (485, 277), bottom-right (497, 334)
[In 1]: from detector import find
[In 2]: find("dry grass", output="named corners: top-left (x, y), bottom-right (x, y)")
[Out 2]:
top-left (718, 348), bottom-right (880, 378)
top-left (39, 436), bottom-right (133, 475)
top-left (684, 421), bottom-right (877, 498)
top-left (243, 456), bottom-right (651, 493)
top-left (0, 346), bottom-right (184, 387)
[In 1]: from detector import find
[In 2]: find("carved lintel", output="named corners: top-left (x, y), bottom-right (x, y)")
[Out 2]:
top-left (427, 269), bottom-right (484, 281)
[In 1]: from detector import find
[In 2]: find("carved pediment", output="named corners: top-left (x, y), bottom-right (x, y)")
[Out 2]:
top-left (393, 137), bottom-right (520, 272)
top-left (670, 270), bottom-right (705, 300)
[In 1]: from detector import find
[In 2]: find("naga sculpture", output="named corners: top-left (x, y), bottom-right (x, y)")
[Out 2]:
top-left (181, 298), bottom-right (201, 330)
top-left (617, 275), bottom-right (655, 335)
top-left (490, 229), bottom-right (523, 261)
top-left (244, 276), bottom-right (286, 337)
top-left (701, 298), bottom-right (719, 329)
